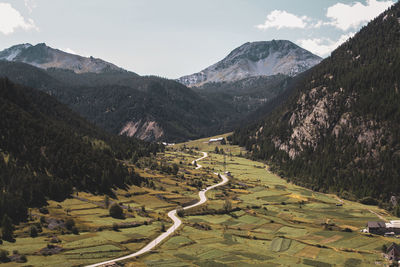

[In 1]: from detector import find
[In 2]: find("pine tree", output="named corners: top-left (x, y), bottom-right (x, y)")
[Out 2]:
top-left (1, 215), bottom-right (14, 241)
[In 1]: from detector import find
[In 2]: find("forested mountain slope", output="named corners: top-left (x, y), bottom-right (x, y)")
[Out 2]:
top-left (232, 3), bottom-right (400, 202)
top-left (0, 78), bottom-right (161, 225)
top-left (0, 61), bottom-right (229, 142)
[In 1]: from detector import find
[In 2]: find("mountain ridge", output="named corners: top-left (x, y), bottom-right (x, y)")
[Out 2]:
top-left (0, 43), bottom-right (126, 74)
top-left (178, 40), bottom-right (321, 87)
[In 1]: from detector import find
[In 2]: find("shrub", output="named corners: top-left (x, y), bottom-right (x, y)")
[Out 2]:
top-left (109, 203), bottom-right (124, 219)
top-left (360, 197), bottom-right (379, 206)
top-left (65, 218), bottom-right (75, 230)
top-left (71, 226), bottom-right (79, 235)
top-left (0, 250), bottom-right (9, 263)
top-left (17, 254), bottom-right (27, 263)
top-left (39, 207), bottom-right (49, 214)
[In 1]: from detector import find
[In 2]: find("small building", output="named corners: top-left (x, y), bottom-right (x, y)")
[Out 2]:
top-left (208, 137), bottom-right (224, 143)
top-left (366, 221), bottom-right (386, 234)
top-left (386, 220), bottom-right (400, 234)
top-left (386, 243), bottom-right (400, 261)
top-left (225, 171), bottom-right (231, 177)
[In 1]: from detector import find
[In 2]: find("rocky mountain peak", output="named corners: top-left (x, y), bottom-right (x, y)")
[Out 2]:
top-left (0, 43), bottom-right (125, 74)
top-left (178, 40), bottom-right (321, 87)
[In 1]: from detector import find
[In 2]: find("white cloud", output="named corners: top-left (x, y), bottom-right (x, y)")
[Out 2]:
top-left (256, 10), bottom-right (309, 30)
top-left (297, 32), bottom-right (355, 57)
top-left (0, 2), bottom-right (38, 35)
top-left (24, 0), bottom-right (37, 14)
top-left (326, 0), bottom-right (394, 31)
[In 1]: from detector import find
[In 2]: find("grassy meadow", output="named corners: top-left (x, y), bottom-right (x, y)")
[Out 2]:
top-left (1, 134), bottom-right (397, 266)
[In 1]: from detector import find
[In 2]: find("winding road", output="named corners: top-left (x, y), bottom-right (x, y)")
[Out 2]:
top-left (87, 152), bottom-right (228, 267)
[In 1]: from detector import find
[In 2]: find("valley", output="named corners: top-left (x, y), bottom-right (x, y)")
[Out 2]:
top-left (1, 135), bottom-right (397, 266)
top-left (0, 2), bottom-right (399, 266)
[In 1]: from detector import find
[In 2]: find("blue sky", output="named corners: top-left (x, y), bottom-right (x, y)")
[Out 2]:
top-left (0, 0), bottom-right (395, 78)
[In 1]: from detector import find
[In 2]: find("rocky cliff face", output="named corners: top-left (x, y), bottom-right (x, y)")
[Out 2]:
top-left (233, 3), bottom-right (400, 199)
top-left (178, 40), bottom-right (321, 87)
top-left (0, 43), bottom-right (124, 73)
top-left (120, 119), bottom-right (164, 141)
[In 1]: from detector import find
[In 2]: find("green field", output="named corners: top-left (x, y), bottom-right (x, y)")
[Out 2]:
top-left (125, 138), bottom-right (397, 266)
top-left (1, 135), bottom-right (398, 266)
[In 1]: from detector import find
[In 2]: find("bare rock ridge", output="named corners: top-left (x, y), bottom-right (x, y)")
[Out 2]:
top-left (178, 40), bottom-right (322, 87)
top-left (0, 43), bottom-right (125, 74)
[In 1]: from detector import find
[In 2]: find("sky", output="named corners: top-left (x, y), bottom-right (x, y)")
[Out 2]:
top-left (0, 0), bottom-right (395, 78)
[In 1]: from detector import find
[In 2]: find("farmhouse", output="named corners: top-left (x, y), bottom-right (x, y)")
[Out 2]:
top-left (366, 221), bottom-right (386, 234)
top-left (386, 243), bottom-right (400, 261)
top-left (365, 220), bottom-right (400, 235)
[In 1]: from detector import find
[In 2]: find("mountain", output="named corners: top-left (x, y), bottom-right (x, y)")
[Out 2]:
top-left (178, 40), bottom-right (321, 87)
top-left (0, 61), bottom-right (230, 142)
top-left (0, 77), bottom-right (161, 225)
top-left (232, 3), bottom-right (400, 204)
top-left (193, 74), bottom-right (291, 126)
top-left (0, 43), bottom-right (125, 74)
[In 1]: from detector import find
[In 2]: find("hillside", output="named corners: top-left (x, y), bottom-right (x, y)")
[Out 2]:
top-left (0, 61), bottom-right (231, 142)
top-left (0, 77), bottom-right (161, 225)
top-left (0, 43), bottom-right (125, 74)
top-left (193, 74), bottom-right (291, 127)
top-left (232, 3), bottom-right (400, 203)
top-left (178, 40), bottom-right (321, 87)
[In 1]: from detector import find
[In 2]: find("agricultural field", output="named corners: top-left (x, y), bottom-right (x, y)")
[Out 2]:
top-left (125, 136), bottom-right (398, 267)
top-left (0, 148), bottom-right (216, 266)
top-left (1, 134), bottom-right (398, 266)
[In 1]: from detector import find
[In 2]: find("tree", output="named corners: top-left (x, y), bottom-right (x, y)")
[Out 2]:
top-left (172, 163), bottom-right (179, 175)
top-left (215, 146), bottom-right (219, 154)
top-left (1, 215), bottom-right (14, 241)
top-left (395, 205), bottom-right (400, 217)
top-left (29, 225), bottom-right (38, 238)
top-left (223, 199), bottom-right (232, 213)
top-left (104, 195), bottom-right (110, 209)
top-left (161, 223), bottom-right (166, 232)
top-left (177, 206), bottom-right (185, 217)
top-left (109, 203), bottom-right (124, 219)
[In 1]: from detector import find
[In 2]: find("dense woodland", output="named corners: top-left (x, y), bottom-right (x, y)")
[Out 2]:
top-left (233, 3), bottom-right (400, 204)
top-left (0, 78), bottom-right (162, 226)
top-left (193, 74), bottom-right (290, 129)
top-left (0, 62), bottom-right (290, 142)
